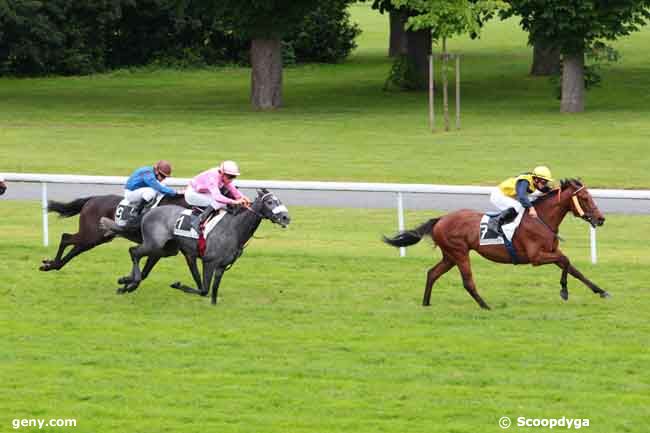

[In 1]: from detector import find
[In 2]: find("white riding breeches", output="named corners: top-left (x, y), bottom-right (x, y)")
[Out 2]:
top-left (490, 189), bottom-right (524, 213)
top-left (185, 185), bottom-right (228, 210)
top-left (124, 188), bottom-right (158, 205)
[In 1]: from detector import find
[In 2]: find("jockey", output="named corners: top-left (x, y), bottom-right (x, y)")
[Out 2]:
top-left (124, 160), bottom-right (176, 224)
top-left (185, 160), bottom-right (252, 232)
top-left (488, 166), bottom-right (555, 234)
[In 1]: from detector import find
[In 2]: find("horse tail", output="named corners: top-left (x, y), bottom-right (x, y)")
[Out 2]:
top-left (48, 197), bottom-right (93, 218)
top-left (383, 218), bottom-right (439, 248)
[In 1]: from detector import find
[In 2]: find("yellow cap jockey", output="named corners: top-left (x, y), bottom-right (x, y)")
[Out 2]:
top-left (489, 166), bottom-right (555, 235)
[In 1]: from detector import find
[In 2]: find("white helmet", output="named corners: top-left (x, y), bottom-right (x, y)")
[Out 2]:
top-left (219, 160), bottom-right (240, 176)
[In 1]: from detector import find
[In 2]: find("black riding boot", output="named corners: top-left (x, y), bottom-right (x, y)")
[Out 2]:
top-left (125, 201), bottom-right (147, 229)
top-left (192, 205), bottom-right (215, 234)
top-left (488, 207), bottom-right (518, 235)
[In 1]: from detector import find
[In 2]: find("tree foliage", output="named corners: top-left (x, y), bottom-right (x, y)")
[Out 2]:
top-left (0, 0), bottom-right (361, 75)
top-left (391, 0), bottom-right (504, 38)
top-left (502, 0), bottom-right (650, 55)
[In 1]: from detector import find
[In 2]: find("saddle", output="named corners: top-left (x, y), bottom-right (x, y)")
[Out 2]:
top-left (114, 196), bottom-right (162, 228)
top-left (173, 208), bottom-right (227, 240)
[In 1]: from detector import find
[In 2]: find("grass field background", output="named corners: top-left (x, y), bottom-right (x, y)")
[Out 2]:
top-left (1, 3), bottom-right (649, 432)
top-left (0, 4), bottom-right (649, 187)
top-left (1, 202), bottom-right (649, 432)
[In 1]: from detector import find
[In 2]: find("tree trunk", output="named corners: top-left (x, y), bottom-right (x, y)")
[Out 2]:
top-left (405, 28), bottom-right (431, 90)
top-left (530, 41), bottom-right (560, 76)
top-left (389, 10), bottom-right (408, 57)
top-left (250, 38), bottom-right (283, 110)
top-left (560, 52), bottom-right (585, 113)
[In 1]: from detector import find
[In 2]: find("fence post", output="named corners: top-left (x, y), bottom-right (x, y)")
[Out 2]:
top-left (590, 226), bottom-right (597, 264)
top-left (397, 192), bottom-right (406, 257)
top-left (41, 182), bottom-right (49, 247)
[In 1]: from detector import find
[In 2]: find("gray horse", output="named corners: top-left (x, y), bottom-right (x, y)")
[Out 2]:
top-left (100, 188), bottom-right (290, 304)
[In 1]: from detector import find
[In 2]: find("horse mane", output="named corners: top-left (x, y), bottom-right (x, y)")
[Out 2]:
top-left (532, 178), bottom-right (583, 205)
top-left (560, 178), bottom-right (582, 189)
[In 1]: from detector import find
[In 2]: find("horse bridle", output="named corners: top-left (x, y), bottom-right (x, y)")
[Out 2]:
top-left (569, 186), bottom-right (589, 220)
top-left (243, 192), bottom-right (288, 221)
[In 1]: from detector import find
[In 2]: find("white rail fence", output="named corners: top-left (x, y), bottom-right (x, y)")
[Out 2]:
top-left (3, 172), bottom-right (650, 263)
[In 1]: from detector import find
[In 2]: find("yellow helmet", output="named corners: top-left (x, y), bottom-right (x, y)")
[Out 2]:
top-left (532, 166), bottom-right (553, 181)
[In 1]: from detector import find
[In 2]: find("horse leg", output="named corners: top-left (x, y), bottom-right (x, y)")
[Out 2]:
top-left (118, 245), bottom-right (147, 293)
top-left (211, 268), bottom-right (225, 305)
top-left (40, 233), bottom-right (73, 270)
top-left (171, 254), bottom-right (206, 296)
top-left (201, 260), bottom-right (217, 298)
top-left (555, 256), bottom-right (609, 298)
top-left (456, 256), bottom-right (491, 310)
top-left (422, 257), bottom-right (455, 306)
top-left (119, 255), bottom-right (161, 286)
top-left (559, 266), bottom-right (569, 301)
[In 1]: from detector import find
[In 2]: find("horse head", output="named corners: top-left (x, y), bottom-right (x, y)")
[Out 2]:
top-left (561, 179), bottom-right (605, 228)
top-left (253, 188), bottom-right (291, 228)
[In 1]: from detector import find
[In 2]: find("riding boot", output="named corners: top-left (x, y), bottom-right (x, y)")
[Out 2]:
top-left (125, 201), bottom-right (147, 229)
top-left (191, 205), bottom-right (215, 234)
top-left (488, 207), bottom-right (518, 235)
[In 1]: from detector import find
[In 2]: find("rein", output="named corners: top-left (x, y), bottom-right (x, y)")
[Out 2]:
top-left (533, 215), bottom-right (564, 242)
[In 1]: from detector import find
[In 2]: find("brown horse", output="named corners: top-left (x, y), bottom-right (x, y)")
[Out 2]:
top-left (384, 179), bottom-right (609, 309)
top-left (41, 194), bottom-right (188, 271)
top-left (0, 179), bottom-right (6, 195)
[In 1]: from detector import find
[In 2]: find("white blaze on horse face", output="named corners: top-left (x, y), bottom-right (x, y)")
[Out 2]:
top-left (571, 195), bottom-right (585, 217)
top-left (272, 205), bottom-right (288, 214)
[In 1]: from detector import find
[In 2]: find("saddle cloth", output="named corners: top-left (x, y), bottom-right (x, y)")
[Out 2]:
top-left (114, 195), bottom-right (164, 227)
top-left (479, 211), bottom-right (525, 246)
top-left (173, 209), bottom-right (227, 239)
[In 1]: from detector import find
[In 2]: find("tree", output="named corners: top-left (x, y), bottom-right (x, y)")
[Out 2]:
top-left (391, 0), bottom-right (502, 91)
top-left (503, 0), bottom-right (650, 112)
top-left (213, 0), bottom-right (320, 110)
top-left (530, 41), bottom-right (560, 76)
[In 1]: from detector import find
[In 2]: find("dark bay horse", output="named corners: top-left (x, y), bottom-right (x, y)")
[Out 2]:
top-left (384, 179), bottom-right (609, 309)
top-left (0, 179), bottom-right (6, 195)
top-left (100, 189), bottom-right (291, 304)
top-left (41, 194), bottom-right (188, 271)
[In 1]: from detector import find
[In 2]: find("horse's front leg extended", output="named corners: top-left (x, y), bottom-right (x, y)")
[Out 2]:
top-left (548, 253), bottom-right (610, 299)
top-left (563, 261), bottom-right (609, 298)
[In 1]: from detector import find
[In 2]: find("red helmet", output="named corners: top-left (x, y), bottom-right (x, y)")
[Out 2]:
top-left (155, 160), bottom-right (172, 178)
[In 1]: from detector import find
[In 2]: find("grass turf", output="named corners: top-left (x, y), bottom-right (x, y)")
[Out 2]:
top-left (0, 5), bottom-right (649, 187)
top-left (1, 202), bottom-right (648, 432)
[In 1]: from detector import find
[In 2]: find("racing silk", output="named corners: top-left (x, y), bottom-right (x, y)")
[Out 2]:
top-left (498, 173), bottom-right (537, 208)
top-left (189, 168), bottom-right (242, 205)
top-left (125, 166), bottom-right (176, 196)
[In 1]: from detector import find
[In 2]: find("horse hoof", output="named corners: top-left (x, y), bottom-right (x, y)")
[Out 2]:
top-left (600, 291), bottom-right (611, 298)
top-left (560, 289), bottom-right (568, 301)
top-left (170, 281), bottom-right (181, 289)
top-left (116, 287), bottom-right (126, 294)
top-left (117, 276), bottom-right (131, 284)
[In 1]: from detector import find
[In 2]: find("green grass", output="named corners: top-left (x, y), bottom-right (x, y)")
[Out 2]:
top-left (1, 202), bottom-right (648, 432)
top-left (1, 4), bottom-right (649, 187)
